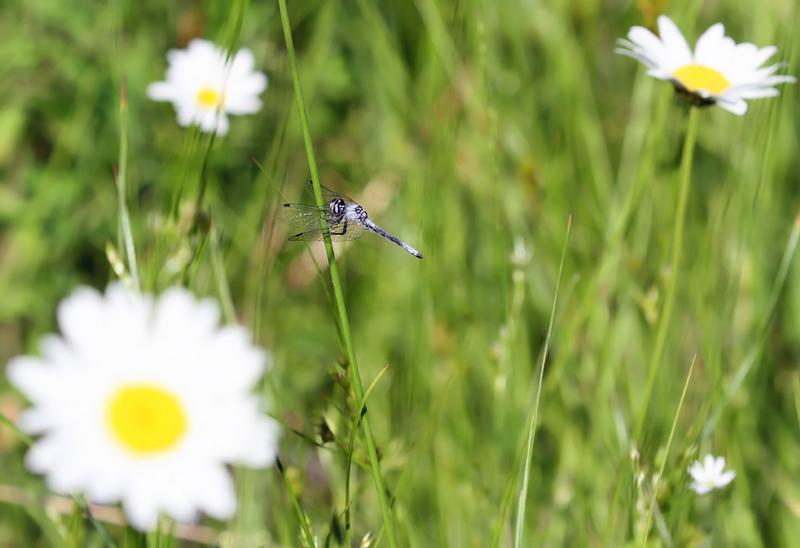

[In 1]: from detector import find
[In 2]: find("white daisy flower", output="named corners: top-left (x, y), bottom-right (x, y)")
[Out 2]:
top-left (617, 16), bottom-right (795, 115)
top-left (147, 39), bottom-right (267, 135)
top-left (688, 454), bottom-right (736, 495)
top-left (6, 283), bottom-right (279, 531)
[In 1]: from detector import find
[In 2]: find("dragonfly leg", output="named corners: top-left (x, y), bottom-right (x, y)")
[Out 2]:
top-left (330, 219), bottom-right (347, 236)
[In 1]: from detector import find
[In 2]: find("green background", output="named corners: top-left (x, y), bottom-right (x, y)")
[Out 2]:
top-left (1, 0), bottom-right (799, 545)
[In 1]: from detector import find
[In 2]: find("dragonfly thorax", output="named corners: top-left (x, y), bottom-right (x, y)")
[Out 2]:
top-left (345, 204), bottom-right (368, 222)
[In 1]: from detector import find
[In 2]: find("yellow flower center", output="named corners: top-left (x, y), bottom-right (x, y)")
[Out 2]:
top-left (673, 64), bottom-right (731, 95)
top-left (107, 384), bottom-right (188, 455)
top-left (196, 87), bottom-right (223, 108)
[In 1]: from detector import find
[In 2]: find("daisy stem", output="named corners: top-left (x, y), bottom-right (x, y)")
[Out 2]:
top-left (634, 106), bottom-right (699, 441)
top-left (116, 80), bottom-right (140, 291)
top-left (276, 2), bottom-right (399, 547)
top-left (513, 214), bottom-right (571, 548)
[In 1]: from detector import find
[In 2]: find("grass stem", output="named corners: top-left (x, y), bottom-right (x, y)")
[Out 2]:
top-left (513, 214), bottom-right (572, 548)
top-left (277, 1), bottom-right (399, 545)
top-left (116, 80), bottom-right (140, 290)
top-left (642, 354), bottom-right (696, 545)
top-left (275, 458), bottom-right (316, 548)
top-left (209, 223), bottom-right (236, 324)
top-left (634, 106), bottom-right (700, 441)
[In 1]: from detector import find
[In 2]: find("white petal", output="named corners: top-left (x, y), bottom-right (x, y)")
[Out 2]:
top-left (151, 287), bottom-right (220, 342)
top-left (7, 357), bottom-right (55, 407)
top-left (157, 474), bottom-right (200, 523)
top-left (615, 46), bottom-right (656, 69)
top-left (230, 48), bottom-right (256, 75)
top-left (175, 104), bottom-right (197, 127)
top-left (58, 284), bottom-right (151, 361)
top-left (45, 461), bottom-right (86, 494)
top-left (31, 437), bottom-right (86, 494)
top-left (196, 466), bottom-right (237, 520)
top-left (734, 43), bottom-right (760, 66)
top-left (214, 113), bottom-right (230, 136)
top-left (717, 98), bottom-right (748, 115)
top-left (690, 481), bottom-right (712, 495)
top-left (123, 487), bottom-right (161, 532)
top-left (225, 95), bottom-right (263, 115)
top-left (56, 286), bottom-right (105, 350)
top-left (628, 26), bottom-right (663, 54)
top-left (625, 27), bottom-right (666, 68)
top-left (646, 68), bottom-right (673, 80)
top-left (235, 417), bottom-right (279, 466)
top-left (754, 46), bottom-right (778, 67)
top-left (187, 39), bottom-right (224, 61)
top-left (84, 466), bottom-right (126, 504)
top-left (693, 23), bottom-right (725, 66)
top-left (201, 326), bottom-right (264, 393)
top-left (688, 461), bottom-right (705, 482)
top-left (17, 409), bottom-right (53, 433)
top-left (147, 81), bottom-right (177, 102)
top-left (196, 110), bottom-right (229, 135)
top-left (218, 408), bottom-right (279, 466)
top-left (758, 74), bottom-right (796, 86)
top-left (731, 87), bottom-right (779, 99)
top-left (26, 435), bottom-right (63, 474)
top-left (657, 16), bottom-right (692, 67)
top-left (718, 470), bottom-right (736, 487)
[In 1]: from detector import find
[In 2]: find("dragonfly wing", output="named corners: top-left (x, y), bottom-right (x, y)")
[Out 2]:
top-left (304, 179), bottom-right (359, 207)
top-left (280, 203), bottom-right (330, 229)
top-left (287, 220), bottom-right (366, 242)
top-left (288, 227), bottom-right (327, 241)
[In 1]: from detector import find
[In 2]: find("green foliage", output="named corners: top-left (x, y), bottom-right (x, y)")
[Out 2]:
top-left (1, 0), bottom-right (799, 545)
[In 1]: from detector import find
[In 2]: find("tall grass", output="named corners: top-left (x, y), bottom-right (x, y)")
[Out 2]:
top-left (1, 0), bottom-right (799, 546)
top-left (277, 0), bottom-right (398, 544)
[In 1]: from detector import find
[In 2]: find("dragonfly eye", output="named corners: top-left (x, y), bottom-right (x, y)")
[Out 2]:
top-left (330, 198), bottom-right (346, 215)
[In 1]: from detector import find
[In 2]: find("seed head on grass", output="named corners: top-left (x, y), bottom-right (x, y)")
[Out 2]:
top-left (688, 455), bottom-right (736, 495)
top-left (6, 283), bottom-right (280, 531)
top-left (617, 15), bottom-right (795, 114)
top-left (148, 39), bottom-right (268, 135)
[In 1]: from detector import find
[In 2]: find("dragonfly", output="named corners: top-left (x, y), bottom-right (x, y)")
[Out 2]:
top-left (280, 182), bottom-right (423, 259)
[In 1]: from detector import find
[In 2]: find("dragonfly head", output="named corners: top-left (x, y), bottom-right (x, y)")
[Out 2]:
top-left (329, 198), bottom-right (346, 216)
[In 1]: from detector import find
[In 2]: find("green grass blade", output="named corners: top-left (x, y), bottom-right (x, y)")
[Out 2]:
top-left (276, 458), bottom-right (316, 547)
top-left (642, 354), bottom-right (696, 545)
top-left (116, 80), bottom-right (140, 290)
top-left (276, 1), bottom-right (398, 545)
top-left (513, 214), bottom-right (572, 547)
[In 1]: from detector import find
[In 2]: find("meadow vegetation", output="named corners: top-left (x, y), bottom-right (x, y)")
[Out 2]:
top-left (1, 0), bottom-right (799, 545)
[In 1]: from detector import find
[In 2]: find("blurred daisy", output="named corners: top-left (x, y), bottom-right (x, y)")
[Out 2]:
top-left (688, 454), bottom-right (735, 495)
top-left (617, 16), bottom-right (795, 115)
top-left (7, 284), bottom-right (279, 530)
top-left (148, 39), bottom-right (267, 135)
